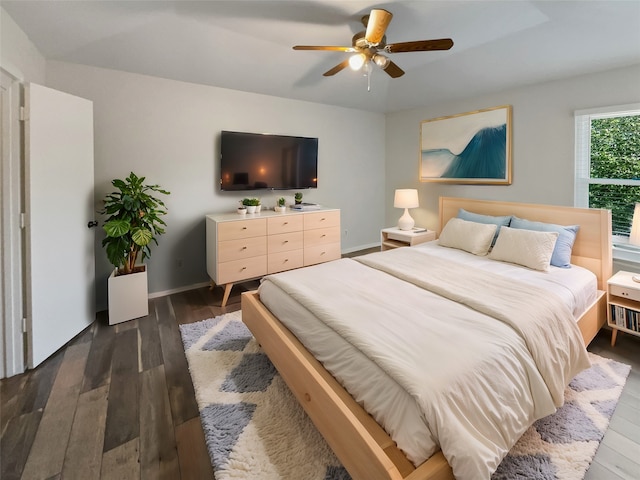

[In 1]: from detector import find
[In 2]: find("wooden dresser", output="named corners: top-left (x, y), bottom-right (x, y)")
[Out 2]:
top-left (206, 208), bottom-right (341, 306)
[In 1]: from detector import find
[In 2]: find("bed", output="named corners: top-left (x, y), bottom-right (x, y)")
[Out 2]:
top-left (240, 197), bottom-right (612, 480)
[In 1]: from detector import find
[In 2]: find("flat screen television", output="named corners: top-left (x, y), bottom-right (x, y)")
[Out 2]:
top-left (220, 130), bottom-right (318, 191)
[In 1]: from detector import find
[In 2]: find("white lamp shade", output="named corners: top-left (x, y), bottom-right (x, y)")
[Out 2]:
top-left (630, 203), bottom-right (640, 246)
top-left (394, 189), bottom-right (419, 230)
top-left (394, 189), bottom-right (419, 209)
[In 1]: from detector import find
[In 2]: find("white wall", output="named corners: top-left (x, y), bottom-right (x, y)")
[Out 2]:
top-left (385, 64), bottom-right (640, 232)
top-left (0, 7), bottom-right (45, 82)
top-left (45, 62), bottom-right (386, 309)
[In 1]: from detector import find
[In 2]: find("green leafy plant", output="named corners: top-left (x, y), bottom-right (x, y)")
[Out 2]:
top-left (295, 192), bottom-right (303, 203)
top-left (278, 197), bottom-right (286, 207)
top-left (100, 172), bottom-right (170, 276)
top-left (242, 198), bottom-right (260, 206)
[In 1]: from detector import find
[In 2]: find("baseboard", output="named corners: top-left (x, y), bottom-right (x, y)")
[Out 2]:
top-left (341, 242), bottom-right (380, 254)
top-left (148, 281), bottom-right (210, 299)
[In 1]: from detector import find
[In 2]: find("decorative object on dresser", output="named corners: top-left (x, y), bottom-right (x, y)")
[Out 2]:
top-left (275, 197), bottom-right (287, 212)
top-left (394, 188), bottom-right (419, 230)
top-left (206, 209), bottom-right (341, 307)
top-left (100, 172), bottom-right (170, 325)
top-left (607, 270), bottom-right (640, 346)
top-left (295, 192), bottom-right (303, 204)
top-left (381, 227), bottom-right (435, 251)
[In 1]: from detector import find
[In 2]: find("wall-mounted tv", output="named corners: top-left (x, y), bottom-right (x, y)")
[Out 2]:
top-left (220, 130), bottom-right (318, 191)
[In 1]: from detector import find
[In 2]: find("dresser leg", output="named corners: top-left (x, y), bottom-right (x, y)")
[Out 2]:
top-left (221, 283), bottom-right (233, 307)
top-left (611, 328), bottom-right (618, 347)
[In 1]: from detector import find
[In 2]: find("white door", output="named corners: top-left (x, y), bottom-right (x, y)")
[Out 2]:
top-left (24, 83), bottom-right (95, 369)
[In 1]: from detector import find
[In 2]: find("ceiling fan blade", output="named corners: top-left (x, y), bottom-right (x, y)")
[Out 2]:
top-left (365, 9), bottom-right (393, 45)
top-left (386, 38), bottom-right (454, 53)
top-left (293, 45), bottom-right (356, 52)
top-left (323, 59), bottom-right (350, 76)
top-left (382, 60), bottom-right (405, 78)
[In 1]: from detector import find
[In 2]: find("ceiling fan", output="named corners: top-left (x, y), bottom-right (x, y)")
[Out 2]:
top-left (293, 8), bottom-right (453, 80)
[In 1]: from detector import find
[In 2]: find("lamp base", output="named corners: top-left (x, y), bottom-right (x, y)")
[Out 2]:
top-left (397, 208), bottom-right (415, 231)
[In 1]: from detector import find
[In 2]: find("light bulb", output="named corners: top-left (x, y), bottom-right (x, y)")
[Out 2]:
top-left (349, 53), bottom-right (366, 71)
top-left (373, 53), bottom-right (390, 68)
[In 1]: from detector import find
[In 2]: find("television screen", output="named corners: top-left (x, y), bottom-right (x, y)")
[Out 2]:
top-left (220, 130), bottom-right (318, 191)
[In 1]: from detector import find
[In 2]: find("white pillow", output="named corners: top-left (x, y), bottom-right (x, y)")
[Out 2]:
top-left (488, 226), bottom-right (559, 271)
top-left (438, 218), bottom-right (497, 256)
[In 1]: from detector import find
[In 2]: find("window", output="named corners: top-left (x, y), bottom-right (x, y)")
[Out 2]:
top-left (575, 104), bottom-right (640, 252)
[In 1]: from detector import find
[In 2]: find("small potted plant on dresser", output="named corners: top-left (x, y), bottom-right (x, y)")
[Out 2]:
top-left (242, 197), bottom-right (260, 213)
top-left (100, 172), bottom-right (169, 325)
top-left (295, 192), bottom-right (303, 205)
top-left (275, 197), bottom-right (287, 212)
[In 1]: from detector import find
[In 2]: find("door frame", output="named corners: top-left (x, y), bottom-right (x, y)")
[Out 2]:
top-left (1, 68), bottom-right (25, 378)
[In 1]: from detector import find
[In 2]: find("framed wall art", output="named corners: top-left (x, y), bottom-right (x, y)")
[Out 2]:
top-left (420, 105), bottom-right (512, 184)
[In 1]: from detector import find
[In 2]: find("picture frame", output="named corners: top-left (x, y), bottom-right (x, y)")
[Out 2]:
top-left (420, 105), bottom-right (512, 184)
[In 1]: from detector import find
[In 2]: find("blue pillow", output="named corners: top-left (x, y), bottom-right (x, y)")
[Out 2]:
top-left (457, 209), bottom-right (512, 245)
top-left (509, 216), bottom-right (579, 268)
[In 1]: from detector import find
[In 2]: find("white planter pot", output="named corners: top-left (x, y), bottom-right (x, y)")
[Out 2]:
top-left (246, 205), bottom-right (256, 214)
top-left (108, 266), bottom-right (149, 325)
top-left (275, 206), bottom-right (286, 213)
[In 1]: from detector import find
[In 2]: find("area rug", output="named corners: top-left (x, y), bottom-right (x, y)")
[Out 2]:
top-left (179, 311), bottom-right (631, 480)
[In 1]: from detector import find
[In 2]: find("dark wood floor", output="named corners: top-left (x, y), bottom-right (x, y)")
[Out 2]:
top-left (1, 262), bottom-right (639, 479)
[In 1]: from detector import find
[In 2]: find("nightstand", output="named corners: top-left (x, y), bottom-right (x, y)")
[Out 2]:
top-left (381, 227), bottom-right (436, 251)
top-left (607, 270), bottom-right (640, 346)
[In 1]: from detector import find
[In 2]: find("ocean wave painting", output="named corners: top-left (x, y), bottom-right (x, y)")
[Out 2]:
top-left (420, 106), bottom-right (512, 184)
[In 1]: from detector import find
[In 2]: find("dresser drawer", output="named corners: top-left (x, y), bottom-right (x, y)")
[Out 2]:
top-left (268, 249), bottom-right (304, 274)
top-left (610, 283), bottom-right (640, 302)
top-left (267, 215), bottom-right (303, 235)
top-left (218, 218), bottom-right (267, 241)
top-left (304, 226), bottom-right (340, 247)
top-left (304, 243), bottom-right (341, 266)
top-left (304, 210), bottom-right (340, 230)
top-left (268, 231), bottom-right (303, 254)
top-left (218, 236), bottom-right (267, 262)
top-left (218, 256), bottom-right (267, 284)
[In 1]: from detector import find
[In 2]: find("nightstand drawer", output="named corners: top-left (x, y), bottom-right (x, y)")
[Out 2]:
top-left (610, 284), bottom-right (640, 302)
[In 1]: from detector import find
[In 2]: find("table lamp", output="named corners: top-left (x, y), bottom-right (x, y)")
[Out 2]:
top-left (394, 189), bottom-right (419, 231)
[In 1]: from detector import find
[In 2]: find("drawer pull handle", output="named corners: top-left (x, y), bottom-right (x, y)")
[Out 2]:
top-left (283, 240), bottom-right (288, 244)
top-left (241, 246), bottom-right (247, 250)
top-left (284, 222), bottom-right (288, 225)
top-left (321, 234), bottom-right (326, 237)
top-left (321, 251), bottom-right (326, 255)
top-left (242, 227), bottom-right (247, 230)
top-left (241, 267), bottom-right (246, 271)
top-left (284, 259), bottom-right (288, 263)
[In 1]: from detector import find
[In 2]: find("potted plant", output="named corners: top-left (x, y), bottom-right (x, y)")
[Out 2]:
top-left (275, 197), bottom-right (287, 212)
top-left (242, 197), bottom-right (260, 213)
top-left (237, 202), bottom-right (247, 215)
top-left (100, 172), bottom-right (170, 324)
top-left (295, 192), bottom-right (303, 205)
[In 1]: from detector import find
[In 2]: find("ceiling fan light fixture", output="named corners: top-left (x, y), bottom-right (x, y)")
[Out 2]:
top-left (349, 53), bottom-right (366, 71)
top-left (373, 53), bottom-right (390, 68)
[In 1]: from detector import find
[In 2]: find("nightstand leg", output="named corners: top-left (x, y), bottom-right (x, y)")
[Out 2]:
top-left (611, 328), bottom-right (618, 347)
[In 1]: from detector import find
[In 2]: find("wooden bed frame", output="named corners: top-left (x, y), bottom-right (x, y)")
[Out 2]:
top-left (241, 197), bottom-right (612, 480)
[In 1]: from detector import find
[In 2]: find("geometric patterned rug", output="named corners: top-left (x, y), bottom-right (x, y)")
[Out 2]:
top-left (179, 311), bottom-right (630, 480)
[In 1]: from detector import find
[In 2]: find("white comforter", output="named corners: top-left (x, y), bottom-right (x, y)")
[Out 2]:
top-left (261, 248), bottom-right (590, 479)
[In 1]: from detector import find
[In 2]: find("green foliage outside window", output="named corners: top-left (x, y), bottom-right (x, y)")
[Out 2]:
top-left (588, 115), bottom-right (640, 236)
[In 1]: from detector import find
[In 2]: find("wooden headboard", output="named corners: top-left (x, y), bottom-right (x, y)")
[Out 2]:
top-left (439, 197), bottom-right (612, 290)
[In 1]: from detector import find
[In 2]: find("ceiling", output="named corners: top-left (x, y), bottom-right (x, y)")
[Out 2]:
top-left (3, 0), bottom-right (640, 113)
